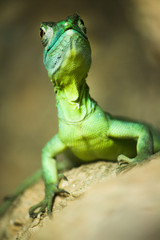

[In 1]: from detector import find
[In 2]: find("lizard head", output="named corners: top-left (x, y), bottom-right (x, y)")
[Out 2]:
top-left (40, 14), bottom-right (91, 87)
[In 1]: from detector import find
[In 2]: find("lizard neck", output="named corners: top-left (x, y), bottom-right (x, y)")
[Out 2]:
top-left (54, 77), bottom-right (96, 123)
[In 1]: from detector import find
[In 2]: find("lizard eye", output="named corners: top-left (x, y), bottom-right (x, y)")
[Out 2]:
top-left (80, 19), bottom-right (84, 25)
top-left (78, 18), bottom-right (85, 27)
top-left (78, 18), bottom-right (86, 34)
top-left (40, 28), bottom-right (45, 38)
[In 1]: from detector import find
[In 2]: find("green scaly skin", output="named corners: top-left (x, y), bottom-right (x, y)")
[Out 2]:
top-left (1, 13), bottom-right (160, 218)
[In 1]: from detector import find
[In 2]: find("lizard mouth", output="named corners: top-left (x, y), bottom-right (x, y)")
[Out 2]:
top-left (46, 27), bottom-right (88, 53)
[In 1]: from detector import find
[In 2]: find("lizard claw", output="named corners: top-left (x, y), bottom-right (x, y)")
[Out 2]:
top-left (29, 200), bottom-right (46, 218)
top-left (117, 154), bottom-right (132, 165)
top-left (56, 188), bottom-right (70, 195)
top-left (29, 184), bottom-right (70, 218)
top-left (58, 173), bottom-right (68, 182)
top-left (116, 154), bottom-right (139, 175)
top-left (116, 163), bottom-right (136, 175)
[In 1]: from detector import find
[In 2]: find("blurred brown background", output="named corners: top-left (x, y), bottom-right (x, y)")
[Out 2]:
top-left (0, 0), bottom-right (160, 202)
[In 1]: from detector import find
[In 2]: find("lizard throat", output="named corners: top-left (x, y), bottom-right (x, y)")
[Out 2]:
top-left (56, 83), bottom-right (97, 123)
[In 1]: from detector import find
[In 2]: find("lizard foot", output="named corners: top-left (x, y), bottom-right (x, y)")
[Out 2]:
top-left (29, 184), bottom-right (69, 218)
top-left (117, 154), bottom-right (137, 165)
top-left (117, 153), bottom-right (151, 165)
top-left (116, 162), bottom-right (136, 175)
top-left (116, 154), bottom-right (138, 174)
top-left (116, 153), bottom-right (150, 175)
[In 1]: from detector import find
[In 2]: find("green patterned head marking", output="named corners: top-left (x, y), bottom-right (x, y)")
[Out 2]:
top-left (40, 14), bottom-right (91, 82)
top-left (40, 14), bottom-right (87, 49)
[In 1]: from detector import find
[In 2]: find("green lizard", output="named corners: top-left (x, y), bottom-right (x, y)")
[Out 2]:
top-left (1, 13), bottom-right (160, 218)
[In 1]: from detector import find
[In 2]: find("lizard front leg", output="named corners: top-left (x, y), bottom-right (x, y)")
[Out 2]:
top-left (108, 118), bottom-right (153, 171)
top-left (29, 134), bottom-right (68, 218)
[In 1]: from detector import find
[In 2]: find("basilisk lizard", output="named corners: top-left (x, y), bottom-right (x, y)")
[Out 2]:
top-left (1, 13), bottom-right (160, 218)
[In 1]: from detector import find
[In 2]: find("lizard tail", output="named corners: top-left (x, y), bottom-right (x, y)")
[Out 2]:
top-left (0, 169), bottom-right (42, 217)
top-left (0, 159), bottom-right (71, 217)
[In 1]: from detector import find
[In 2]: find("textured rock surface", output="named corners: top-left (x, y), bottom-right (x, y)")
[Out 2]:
top-left (0, 161), bottom-right (117, 240)
top-left (32, 155), bottom-right (160, 240)
top-left (1, 155), bottom-right (160, 240)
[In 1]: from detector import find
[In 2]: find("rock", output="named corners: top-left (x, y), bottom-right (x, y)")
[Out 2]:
top-left (32, 155), bottom-right (160, 240)
top-left (0, 161), bottom-right (117, 240)
top-left (1, 155), bottom-right (160, 240)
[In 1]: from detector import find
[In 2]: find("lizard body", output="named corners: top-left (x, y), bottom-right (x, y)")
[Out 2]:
top-left (30, 13), bottom-right (160, 217)
top-left (1, 13), bottom-right (160, 218)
